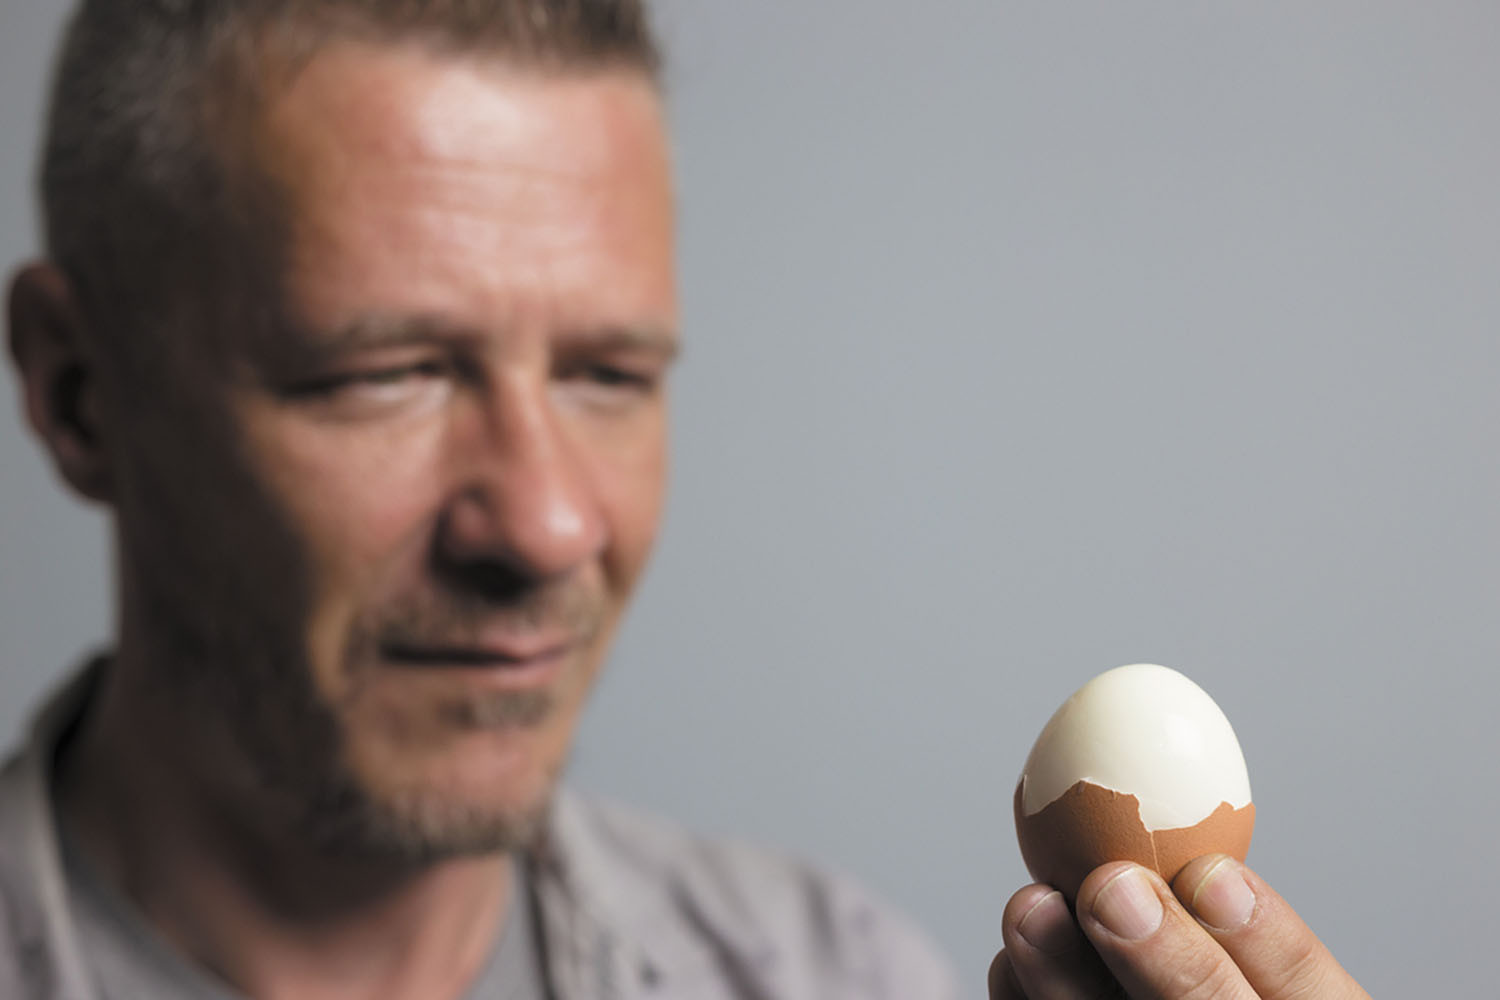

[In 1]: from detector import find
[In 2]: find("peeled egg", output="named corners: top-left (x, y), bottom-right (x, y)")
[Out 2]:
top-left (1014, 664), bottom-right (1254, 901)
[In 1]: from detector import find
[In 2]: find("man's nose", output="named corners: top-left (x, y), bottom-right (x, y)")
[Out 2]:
top-left (435, 380), bottom-right (606, 584)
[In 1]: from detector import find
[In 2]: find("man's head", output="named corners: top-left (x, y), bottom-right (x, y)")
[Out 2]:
top-left (8, 0), bottom-right (677, 861)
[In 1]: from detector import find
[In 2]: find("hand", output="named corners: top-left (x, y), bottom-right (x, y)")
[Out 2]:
top-left (989, 855), bottom-right (1371, 1000)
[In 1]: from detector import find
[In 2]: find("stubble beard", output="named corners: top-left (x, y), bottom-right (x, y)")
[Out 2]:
top-left (279, 693), bottom-right (561, 865)
top-left (149, 571), bottom-right (603, 866)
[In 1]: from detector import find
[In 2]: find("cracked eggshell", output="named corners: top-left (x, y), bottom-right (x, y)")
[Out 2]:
top-left (1014, 664), bottom-right (1254, 902)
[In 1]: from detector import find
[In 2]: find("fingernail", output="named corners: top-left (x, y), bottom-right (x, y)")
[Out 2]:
top-left (1016, 891), bottom-right (1076, 955)
top-left (1092, 866), bottom-right (1164, 940)
top-left (1190, 857), bottom-right (1257, 930)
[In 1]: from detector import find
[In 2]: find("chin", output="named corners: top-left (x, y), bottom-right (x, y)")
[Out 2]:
top-left (298, 765), bottom-right (559, 862)
top-left (304, 722), bottom-right (570, 862)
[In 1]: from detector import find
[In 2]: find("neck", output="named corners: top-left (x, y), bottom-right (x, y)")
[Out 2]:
top-left (54, 659), bottom-right (515, 1000)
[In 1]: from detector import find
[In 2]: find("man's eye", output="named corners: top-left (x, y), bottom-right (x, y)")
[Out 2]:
top-left (355, 367), bottom-right (423, 386)
top-left (558, 361), bottom-right (659, 391)
top-left (350, 360), bottom-right (452, 386)
top-left (584, 365), bottom-right (655, 389)
top-left (295, 361), bottom-right (449, 396)
top-left (284, 359), bottom-right (456, 419)
top-left (554, 361), bottom-right (663, 413)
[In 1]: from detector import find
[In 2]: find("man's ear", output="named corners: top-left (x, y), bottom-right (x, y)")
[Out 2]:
top-left (8, 262), bottom-right (115, 504)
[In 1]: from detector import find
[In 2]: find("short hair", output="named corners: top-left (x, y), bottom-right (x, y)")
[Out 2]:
top-left (39, 0), bottom-right (662, 361)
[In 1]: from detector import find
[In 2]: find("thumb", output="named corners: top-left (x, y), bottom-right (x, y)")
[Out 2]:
top-left (1171, 856), bottom-right (1371, 1000)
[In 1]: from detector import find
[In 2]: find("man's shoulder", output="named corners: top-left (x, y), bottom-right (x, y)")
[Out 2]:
top-left (0, 699), bottom-right (104, 1000)
top-left (549, 792), bottom-right (961, 999)
top-left (0, 742), bottom-right (42, 914)
top-left (0, 744), bottom-right (59, 998)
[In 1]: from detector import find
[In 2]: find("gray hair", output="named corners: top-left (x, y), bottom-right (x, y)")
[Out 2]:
top-left (39, 0), bottom-right (662, 358)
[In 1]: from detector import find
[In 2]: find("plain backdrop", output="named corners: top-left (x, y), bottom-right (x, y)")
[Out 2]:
top-left (3, 2), bottom-right (1497, 996)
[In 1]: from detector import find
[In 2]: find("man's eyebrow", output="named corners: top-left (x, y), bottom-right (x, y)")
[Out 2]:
top-left (557, 325), bottom-right (683, 362)
top-left (309, 314), bottom-right (463, 353)
top-left (291, 315), bottom-right (682, 362)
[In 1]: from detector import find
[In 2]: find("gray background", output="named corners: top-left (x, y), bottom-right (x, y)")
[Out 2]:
top-left (3, 1), bottom-right (1497, 996)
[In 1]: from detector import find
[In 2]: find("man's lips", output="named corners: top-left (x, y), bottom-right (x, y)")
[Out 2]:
top-left (378, 635), bottom-right (576, 669)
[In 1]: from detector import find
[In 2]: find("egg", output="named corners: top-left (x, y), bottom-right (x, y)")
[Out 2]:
top-left (1014, 664), bottom-right (1254, 902)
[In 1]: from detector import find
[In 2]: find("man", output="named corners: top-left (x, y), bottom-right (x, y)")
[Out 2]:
top-left (1, 2), bottom-right (1371, 999)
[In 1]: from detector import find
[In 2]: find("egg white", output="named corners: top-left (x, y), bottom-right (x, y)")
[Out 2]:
top-left (1019, 663), bottom-right (1252, 831)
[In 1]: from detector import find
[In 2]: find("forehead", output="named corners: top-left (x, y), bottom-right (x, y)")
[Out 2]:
top-left (247, 41), bottom-right (675, 335)
top-left (256, 40), bottom-right (668, 178)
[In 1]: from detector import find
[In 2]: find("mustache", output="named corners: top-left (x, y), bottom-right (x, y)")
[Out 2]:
top-left (349, 577), bottom-right (606, 655)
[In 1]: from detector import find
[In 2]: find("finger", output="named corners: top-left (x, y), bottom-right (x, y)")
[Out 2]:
top-left (1076, 862), bottom-right (1257, 1000)
top-left (1000, 883), bottom-right (1118, 999)
top-left (988, 949), bottom-right (1024, 999)
top-left (1172, 856), bottom-right (1372, 1000)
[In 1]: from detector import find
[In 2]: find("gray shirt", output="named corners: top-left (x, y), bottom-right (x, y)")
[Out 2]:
top-left (1, 668), bottom-right (962, 999)
top-left (61, 832), bottom-right (546, 1000)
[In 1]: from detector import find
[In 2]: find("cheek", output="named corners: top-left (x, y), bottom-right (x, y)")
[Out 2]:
top-left (246, 417), bottom-right (449, 612)
top-left (118, 402), bottom-right (302, 605)
top-left (592, 414), bottom-right (668, 587)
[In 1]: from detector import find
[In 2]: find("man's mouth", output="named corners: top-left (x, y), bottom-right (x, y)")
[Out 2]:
top-left (377, 634), bottom-right (577, 671)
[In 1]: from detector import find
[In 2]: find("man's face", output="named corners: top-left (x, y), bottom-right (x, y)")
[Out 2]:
top-left (111, 44), bottom-right (677, 856)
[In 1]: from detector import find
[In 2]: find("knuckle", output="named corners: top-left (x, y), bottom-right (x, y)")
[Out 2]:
top-left (1268, 938), bottom-right (1338, 1000)
top-left (1166, 951), bottom-right (1245, 1000)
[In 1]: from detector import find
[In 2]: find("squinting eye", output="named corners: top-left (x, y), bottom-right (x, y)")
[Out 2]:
top-left (553, 359), bottom-right (654, 391)
top-left (292, 360), bottom-right (450, 396)
top-left (553, 360), bottom-right (664, 413)
top-left (284, 358), bottom-right (457, 419)
top-left (582, 364), bottom-right (655, 389)
top-left (350, 360), bottom-right (451, 386)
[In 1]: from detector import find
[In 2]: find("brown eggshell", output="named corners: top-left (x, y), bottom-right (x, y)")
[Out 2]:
top-left (1014, 778), bottom-right (1254, 903)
